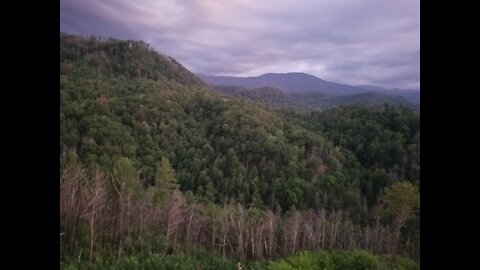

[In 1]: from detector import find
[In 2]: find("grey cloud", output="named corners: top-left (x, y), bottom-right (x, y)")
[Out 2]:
top-left (60, 0), bottom-right (419, 89)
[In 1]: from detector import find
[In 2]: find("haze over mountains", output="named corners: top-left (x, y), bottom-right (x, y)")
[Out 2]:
top-left (198, 73), bottom-right (420, 106)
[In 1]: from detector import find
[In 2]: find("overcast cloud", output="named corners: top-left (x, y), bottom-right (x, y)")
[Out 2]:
top-left (60, 0), bottom-right (419, 89)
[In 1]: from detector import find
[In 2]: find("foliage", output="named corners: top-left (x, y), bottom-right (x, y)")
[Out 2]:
top-left (268, 250), bottom-right (419, 270)
top-left (382, 182), bottom-right (420, 220)
top-left (60, 33), bottom-right (420, 267)
top-left (60, 250), bottom-right (418, 270)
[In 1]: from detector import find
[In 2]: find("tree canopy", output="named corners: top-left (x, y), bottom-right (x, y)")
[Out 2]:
top-left (60, 34), bottom-right (420, 268)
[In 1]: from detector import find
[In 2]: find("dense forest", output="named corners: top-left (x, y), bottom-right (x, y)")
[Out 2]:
top-left (60, 33), bottom-right (420, 269)
top-left (214, 85), bottom-right (417, 112)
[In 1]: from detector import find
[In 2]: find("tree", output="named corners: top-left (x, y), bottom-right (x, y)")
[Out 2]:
top-left (156, 156), bottom-right (176, 188)
top-left (163, 189), bottom-right (185, 255)
top-left (60, 34), bottom-right (420, 265)
top-left (114, 157), bottom-right (141, 197)
top-left (382, 181), bottom-right (419, 255)
top-left (82, 170), bottom-right (108, 263)
top-left (154, 156), bottom-right (177, 204)
top-left (370, 200), bottom-right (385, 253)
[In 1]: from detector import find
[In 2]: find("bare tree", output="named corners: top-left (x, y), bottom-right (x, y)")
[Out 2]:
top-left (163, 189), bottom-right (185, 255)
top-left (264, 210), bottom-right (277, 259)
top-left (80, 170), bottom-right (107, 263)
top-left (229, 203), bottom-right (247, 258)
top-left (284, 209), bottom-right (302, 255)
top-left (60, 165), bottom-right (85, 257)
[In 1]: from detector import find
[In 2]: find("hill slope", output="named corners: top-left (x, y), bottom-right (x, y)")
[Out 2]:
top-left (60, 33), bottom-right (348, 211)
top-left (291, 91), bottom-right (415, 110)
top-left (61, 33), bottom-right (419, 210)
top-left (60, 34), bottom-right (420, 266)
top-left (214, 85), bottom-right (417, 112)
top-left (213, 85), bottom-right (308, 111)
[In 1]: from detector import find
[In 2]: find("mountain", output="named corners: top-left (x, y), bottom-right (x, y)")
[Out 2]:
top-left (60, 33), bottom-right (205, 87)
top-left (213, 85), bottom-right (308, 111)
top-left (355, 85), bottom-right (387, 92)
top-left (213, 85), bottom-right (417, 112)
top-left (199, 73), bottom-right (367, 96)
top-left (60, 33), bottom-right (419, 267)
top-left (60, 33), bottom-right (349, 211)
top-left (356, 85), bottom-right (420, 105)
top-left (60, 32), bottom-right (419, 211)
top-left (388, 90), bottom-right (420, 105)
top-left (291, 91), bottom-right (416, 111)
top-left (199, 73), bottom-right (420, 105)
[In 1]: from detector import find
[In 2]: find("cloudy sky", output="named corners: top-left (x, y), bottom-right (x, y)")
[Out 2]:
top-left (60, 0), bottom-right (419, 89)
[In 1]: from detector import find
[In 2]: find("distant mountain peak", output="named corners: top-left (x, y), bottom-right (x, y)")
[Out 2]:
top-left (199, 73), bottom-right (360, 95)
top-left (199, 72), bottom-right (419, 105)
top-left (258, 72), bottom-right (325, 80)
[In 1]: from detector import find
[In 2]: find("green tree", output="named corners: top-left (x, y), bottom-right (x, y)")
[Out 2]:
top-left (114, 157), bottom-right (141, 197)
top-left (154, 156), bottom-right (177, 203)
top-left (382, 181), bottom-right (419, 255)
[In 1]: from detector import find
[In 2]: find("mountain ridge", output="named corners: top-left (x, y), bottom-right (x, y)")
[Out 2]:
top-left (60, 33), bottom-right (420, 266)
top-left (214, 85), bottom-right (417, 112)
top-left (199, 73), bottom-right (420, 105)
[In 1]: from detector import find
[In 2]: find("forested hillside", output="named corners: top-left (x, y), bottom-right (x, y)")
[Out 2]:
top-left (199, 73), bottom-right (366, 95)
top-left (200, 73), bottom-right (420, 106)
top-left (60, 34), bottom-right (420, 269)
top-left (213, 84), bottom-right (417, 112)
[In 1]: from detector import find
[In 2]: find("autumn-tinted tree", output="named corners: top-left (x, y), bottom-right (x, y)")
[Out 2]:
top-left (382, 181), bottom-right (419, 255)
